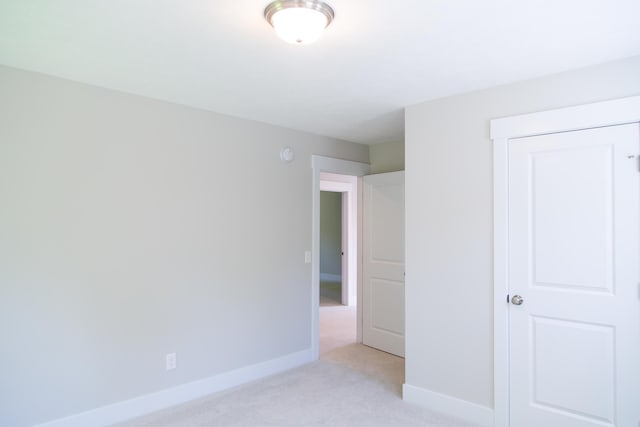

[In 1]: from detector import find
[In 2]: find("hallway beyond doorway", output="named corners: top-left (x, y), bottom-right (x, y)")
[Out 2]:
top-left (319, 280), bottom-right (342, 306)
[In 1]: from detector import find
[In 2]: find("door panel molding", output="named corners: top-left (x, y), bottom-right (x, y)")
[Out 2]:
top-left (490, 96), bottom-right (640, 427)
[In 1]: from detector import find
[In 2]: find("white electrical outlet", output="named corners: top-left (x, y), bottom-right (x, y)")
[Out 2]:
top-left (166, 353), bottom-right (176, 371)
top-left (304, 250), bottom-right (311, 264)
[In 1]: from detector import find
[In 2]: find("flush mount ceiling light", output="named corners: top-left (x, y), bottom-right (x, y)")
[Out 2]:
top-left (264, 0), bottom-right (334, 45)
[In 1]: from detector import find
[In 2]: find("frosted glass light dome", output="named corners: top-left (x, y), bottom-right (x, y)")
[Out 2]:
top-left (264, 0), bottom-right (334, 45)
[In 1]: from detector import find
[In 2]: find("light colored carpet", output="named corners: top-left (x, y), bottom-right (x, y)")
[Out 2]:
top-left (319, 281), bottom-right (342, 306)
top-left (319, 305), bottom-right (356, 356)
top-left (114, 306), bottom-right (479, 427)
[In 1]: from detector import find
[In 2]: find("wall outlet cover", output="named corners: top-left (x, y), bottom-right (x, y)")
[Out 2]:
top-left (166, 353), bottom-right (176, 371)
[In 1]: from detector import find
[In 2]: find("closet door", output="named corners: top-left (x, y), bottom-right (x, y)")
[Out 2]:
top-left (507, 124), bottom-right (639, 426)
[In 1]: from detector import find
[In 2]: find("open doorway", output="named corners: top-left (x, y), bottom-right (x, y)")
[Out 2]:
top-left (311, 156), bottom-right (370, 360)
top-left (319, 190), bottom-right (343, 306)
top-left (319, 172), bottom-right (358, 356)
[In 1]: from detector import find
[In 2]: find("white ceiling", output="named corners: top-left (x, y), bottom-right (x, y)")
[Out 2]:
top-left (1, 1), bottom-right (639, 145)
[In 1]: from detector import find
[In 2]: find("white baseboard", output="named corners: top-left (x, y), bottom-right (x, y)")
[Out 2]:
top-left (320, 273), bottom-right (342, 283)
top-left (36, 349), bottom-right (314, 427)
top-left (402, 383), bottom-right (494, 427)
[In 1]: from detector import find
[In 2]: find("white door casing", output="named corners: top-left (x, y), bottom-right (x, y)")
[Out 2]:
top-left (341, 191), bottom-right (349, 304)
top-left (362, 171), bottom-right (405, 357)
top-left (491, 96), bottom-right (640, 427)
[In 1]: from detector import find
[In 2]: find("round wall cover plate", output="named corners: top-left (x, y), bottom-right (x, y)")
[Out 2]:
top-left (280, 146), bottom-right (295, 163)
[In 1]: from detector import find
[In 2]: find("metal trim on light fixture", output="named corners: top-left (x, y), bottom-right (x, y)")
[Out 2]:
top-left (264, 0), bottom-right (335, 29)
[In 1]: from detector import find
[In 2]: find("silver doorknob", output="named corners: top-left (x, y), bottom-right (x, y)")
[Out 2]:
top-left (511, 295), bottom-right (524, 306)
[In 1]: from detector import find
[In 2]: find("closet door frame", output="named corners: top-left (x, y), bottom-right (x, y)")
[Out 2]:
top-left (490, 95), bottom-right (640, 427)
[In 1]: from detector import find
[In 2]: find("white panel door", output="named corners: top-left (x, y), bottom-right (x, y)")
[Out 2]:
top-left (508, 124), bottom-right (640, 426)
top-left (362, 171), bottom-right (405, 357)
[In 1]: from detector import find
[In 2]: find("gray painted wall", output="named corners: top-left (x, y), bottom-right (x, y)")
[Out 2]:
top-left (369, 140), bottom-right (404, 173)
top-left (405, 55), bottom-right (640, 410)
top-left (0, 65), bottom-right (369, 426)
top-left (319, 191), bottom-right (342, 278)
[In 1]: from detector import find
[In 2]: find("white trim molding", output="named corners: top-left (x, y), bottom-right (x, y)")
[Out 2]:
top-left (311, 156), bottom-right (370, 177)
top-left (490, 95), bottom-right (640, 427)
top-left (491, 95), bottom-right (640, 139)
top-left (35, 349), bottom-right (313, 427)
top-left (403, 384), bottom-right (494, 427)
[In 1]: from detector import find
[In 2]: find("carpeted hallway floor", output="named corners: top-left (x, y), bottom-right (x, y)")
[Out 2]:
top-left (319, 280), bottom-right (342, 306)
top-left (115, 305), bottom-right (479, 427)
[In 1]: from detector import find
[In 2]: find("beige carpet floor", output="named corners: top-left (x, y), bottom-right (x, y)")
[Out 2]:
top-left (115, 306), bottom-right (479, 427)
top-left (319, 281), bottom-right (342, 306)
top-left (319, 305), bottom-right (356, 356)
